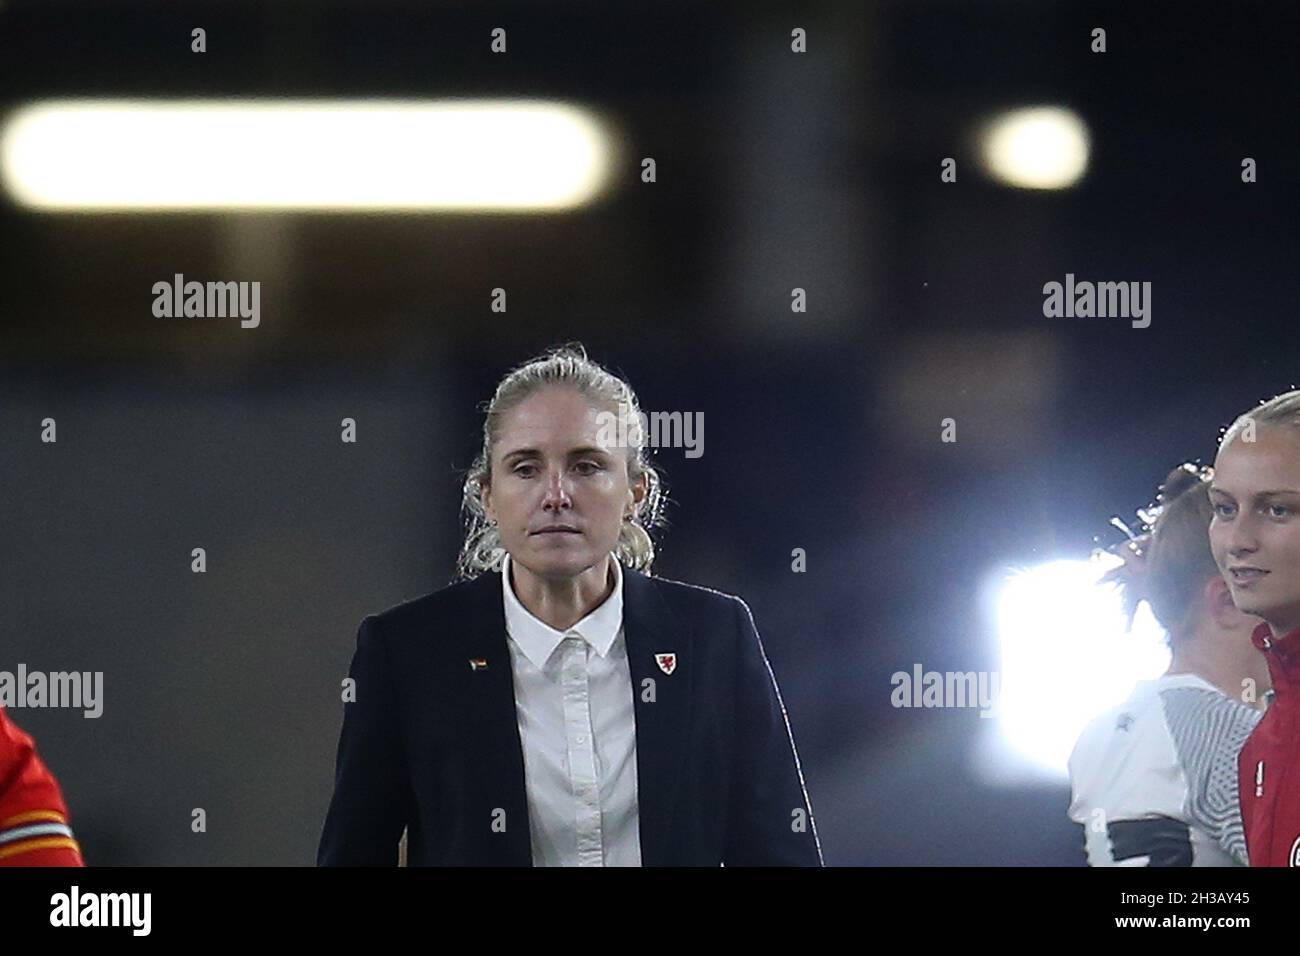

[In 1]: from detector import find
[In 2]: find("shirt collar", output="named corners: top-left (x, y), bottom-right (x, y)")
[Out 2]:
top-left (1251, 619), bottom-right (1300, 653)
top-left (1251, 620), bottom-right (1300, 697)
top-left (501, 552), bottom-right (624, 669)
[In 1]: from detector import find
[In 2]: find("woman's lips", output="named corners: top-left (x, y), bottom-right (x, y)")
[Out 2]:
top-left (1230, 568), bottom-right (1269, 587)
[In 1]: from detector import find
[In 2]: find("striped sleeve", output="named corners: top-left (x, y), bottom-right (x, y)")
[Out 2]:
top-left (1159, 686), bottom-right (1261, 866)
top-left (0, 708), bottom-right (84, 866)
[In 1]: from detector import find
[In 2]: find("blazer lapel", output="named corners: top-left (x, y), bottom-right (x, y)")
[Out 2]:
top-left (622, 569), bottom-right (693, 866)
top-left (451, 565), bottom-right (692, 867)
top-left (457, 570), bottom-right (533, 866)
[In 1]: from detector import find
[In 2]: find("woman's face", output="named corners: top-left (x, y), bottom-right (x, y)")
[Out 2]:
top-left (1208, 426), bottom-right (1300, 635)
top-left (482, 386), bottom-right (644, 582)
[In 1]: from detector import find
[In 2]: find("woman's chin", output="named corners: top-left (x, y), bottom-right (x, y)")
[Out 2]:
top-left (517, 548), bottom-right (600, 581)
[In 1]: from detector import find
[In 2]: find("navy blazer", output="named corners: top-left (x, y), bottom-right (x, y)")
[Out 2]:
top-left (317, 565), bottom-right (823, 866)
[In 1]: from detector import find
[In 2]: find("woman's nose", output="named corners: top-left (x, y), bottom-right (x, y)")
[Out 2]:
top-left (1228, 517), bottom-right (1260, 555)
top-left (542, 470), bottom-right (572, 510)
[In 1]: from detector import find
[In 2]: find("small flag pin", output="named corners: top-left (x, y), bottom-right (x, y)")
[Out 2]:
top-left (654, 652), bottom-right (677, 675)
top-left (469, 658), bottom-right (489, 671)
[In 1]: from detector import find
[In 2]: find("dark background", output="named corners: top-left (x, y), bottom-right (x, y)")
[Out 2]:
top-left (0, 0), bottom-right (1295, 864)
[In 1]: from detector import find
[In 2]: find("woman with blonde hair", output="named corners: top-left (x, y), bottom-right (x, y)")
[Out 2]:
top-left (1209, 389), bottom-right (1300, 866)
top-left (1068, 463), bottom-right (1270, 865)
top-left (319, 343), bottom-right (822, 866)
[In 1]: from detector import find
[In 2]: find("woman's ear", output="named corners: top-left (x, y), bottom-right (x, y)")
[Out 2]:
top-left (629, 472), bottom-right (647, 513)
top-left (1206, 574), bottom-right (1249, 629)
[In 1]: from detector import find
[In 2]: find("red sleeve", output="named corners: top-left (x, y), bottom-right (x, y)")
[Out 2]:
top-left (0, 707), bottom-right (85, 866)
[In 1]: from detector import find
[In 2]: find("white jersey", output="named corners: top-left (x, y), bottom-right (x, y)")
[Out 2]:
top-left (1067, 673), bottom-right (1261, 866)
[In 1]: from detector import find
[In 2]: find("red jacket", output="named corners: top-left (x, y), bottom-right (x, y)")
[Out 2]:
top-left (0, 707), bottom-right (84, 866)
top-left (1239, 621), bottom-right (1300, 866)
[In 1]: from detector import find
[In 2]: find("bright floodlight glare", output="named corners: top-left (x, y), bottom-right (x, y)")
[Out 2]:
top-left (0, 99), bottom-right (616, 212)
top-left (980, 554), bottom-right (1169, 783)
top-left (977, 106), bottom-right (1090, 190)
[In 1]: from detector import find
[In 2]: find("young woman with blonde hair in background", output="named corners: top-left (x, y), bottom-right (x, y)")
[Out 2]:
top-left (1209, 389), bottom-right (1300, 866)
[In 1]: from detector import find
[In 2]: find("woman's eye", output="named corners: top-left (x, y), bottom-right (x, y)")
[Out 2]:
top-left (1213, 503), bottom-right (1236, 517)
top-left (1270, 504), bottom-right (1291, 518)
top-left (575, 461), bottom-right (601, 475)
top-left (514, 465), bottom-right (536, 477)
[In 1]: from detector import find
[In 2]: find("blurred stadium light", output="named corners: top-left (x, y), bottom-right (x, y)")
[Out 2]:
top-left (974, 553), bottom-right (1170, 784)
top-left (0, 98), bottom-right (619, 212)
top-left (975, 105), bottom-right (1090, 190)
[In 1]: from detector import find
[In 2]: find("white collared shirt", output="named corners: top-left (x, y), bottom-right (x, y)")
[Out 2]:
top-left (501, 552), bottom-right (642, 867)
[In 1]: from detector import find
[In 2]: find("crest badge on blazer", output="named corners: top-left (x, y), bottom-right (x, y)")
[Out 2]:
top-left (655, 652), bottom-right (677, 675)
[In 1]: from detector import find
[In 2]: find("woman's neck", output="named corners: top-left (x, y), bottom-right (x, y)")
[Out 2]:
top-left (1166, 637), bottom-right (1270, 710)
top-left (508, 555), bottom-right (614, 631)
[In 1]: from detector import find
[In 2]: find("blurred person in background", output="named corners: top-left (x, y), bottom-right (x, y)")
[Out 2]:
top-left (0, 707), bottom-right (85, 866)
top-left (318, 344), bottom-right (821, 866)
top-left (1210, 390), bottom-right (1300, 866)
top-left (1067, 463), bottom-right (1270, 865)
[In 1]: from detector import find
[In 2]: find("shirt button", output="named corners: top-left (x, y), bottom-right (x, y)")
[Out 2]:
top-left (576, 735), bottom-right (586, 744)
